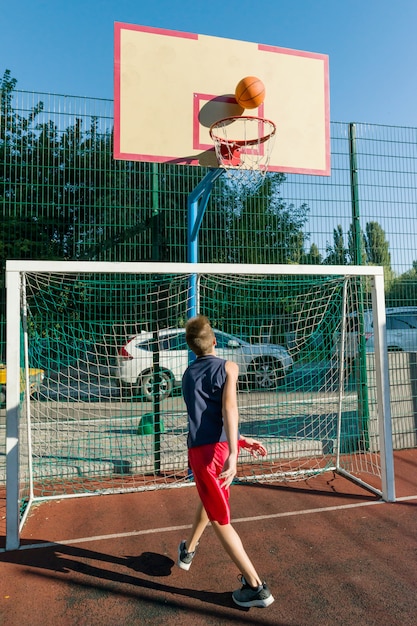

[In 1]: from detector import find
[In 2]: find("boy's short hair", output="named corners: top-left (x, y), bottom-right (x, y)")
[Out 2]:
top-left (185, 315), bottom-right (215, 356)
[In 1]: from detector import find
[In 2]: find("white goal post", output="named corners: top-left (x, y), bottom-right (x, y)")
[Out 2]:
top-left (5, 261), bottom-right (395, 550)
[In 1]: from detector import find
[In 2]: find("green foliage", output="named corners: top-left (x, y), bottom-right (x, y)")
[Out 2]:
top-left (302, 243), bottom-right (321, 265)
top-left (210, 174), bottom-right (310, 264)
top-left (387, 262), bottom-right (417, 306)
top-left (364, 221), bottom-right (391, 267)
top-left (348, 223), bottom-right (366, 265)
top-left (324, 225), bottom-right (348, 265)
top-left (324, 222), bottom-right (393, 276)
top-left (0, 70), bottom-right (323, 282)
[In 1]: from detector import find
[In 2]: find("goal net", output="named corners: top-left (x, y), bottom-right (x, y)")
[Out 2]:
top-left (5, 261), bottom-right (395, 549)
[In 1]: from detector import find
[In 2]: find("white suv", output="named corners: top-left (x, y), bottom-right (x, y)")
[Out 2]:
top-left (116, 328), bottom-right (293, 400)
top-left (365, 306), bottom-right (417, 352)
top-left (337, 307), bottom-right (417, 355)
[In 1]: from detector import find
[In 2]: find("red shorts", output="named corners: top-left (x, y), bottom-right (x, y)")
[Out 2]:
top-left (188, 441), bottom-right (233, 526)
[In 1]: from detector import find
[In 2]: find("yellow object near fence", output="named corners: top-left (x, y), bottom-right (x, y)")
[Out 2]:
top-left (0, 364), bottom-right (44, 405)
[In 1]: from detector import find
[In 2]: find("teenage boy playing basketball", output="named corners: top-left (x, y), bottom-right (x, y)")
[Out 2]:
top-left (178, 314), bottom-right (274, 608)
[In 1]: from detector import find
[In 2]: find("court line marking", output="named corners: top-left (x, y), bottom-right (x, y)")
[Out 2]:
top-left (7, 494), bottom-right (416, 553)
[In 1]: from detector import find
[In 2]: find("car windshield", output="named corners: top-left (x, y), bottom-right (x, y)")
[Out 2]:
top-left (160, 332), bottom-right (188, 351)
top-left (136, 332), bottom-right (188, 352)
top-left (214, 332), bottom-right (241, 349)
top-left (387, 314), bottom-right (417, 330)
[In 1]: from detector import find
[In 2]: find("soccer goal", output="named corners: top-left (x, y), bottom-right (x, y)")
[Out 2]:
top-left (4, 261), bottom-right (395, 550)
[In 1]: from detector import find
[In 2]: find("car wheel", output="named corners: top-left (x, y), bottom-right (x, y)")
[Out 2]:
top-left (248, 357), bottom-right (284, 390)
top-left (120, 382), bottom-right (137, 399)
top-left (140, 370), bottom-right (174, 401)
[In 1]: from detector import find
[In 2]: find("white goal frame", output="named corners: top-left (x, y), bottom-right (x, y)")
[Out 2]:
top-left (5, 261), bottom-right (395, 551)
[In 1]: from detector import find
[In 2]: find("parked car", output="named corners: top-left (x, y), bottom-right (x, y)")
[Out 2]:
top-left (334, 306), bottom-right (417, 357)
top-left (116, 328), bottom-right (293, 400)
top-left (0, 363), bottom-right (45, 405)
top-left (366, 307), bottom-right (417, 352)
top-left (29, 338), bottom-right (97, 371)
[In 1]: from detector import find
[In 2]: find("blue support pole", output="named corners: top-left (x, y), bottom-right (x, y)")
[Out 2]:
top-left (187, 168), bottom-right (224, 318)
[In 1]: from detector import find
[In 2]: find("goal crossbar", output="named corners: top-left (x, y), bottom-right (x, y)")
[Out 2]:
top-left (6, 260), bottom-right (386, 276)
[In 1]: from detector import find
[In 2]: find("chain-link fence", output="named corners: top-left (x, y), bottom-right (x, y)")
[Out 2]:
top-left (1, 88), bottom-right (416, 452)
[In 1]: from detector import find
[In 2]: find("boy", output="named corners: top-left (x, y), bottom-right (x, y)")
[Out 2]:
top-left (178, 315), bottom-right (274, 608)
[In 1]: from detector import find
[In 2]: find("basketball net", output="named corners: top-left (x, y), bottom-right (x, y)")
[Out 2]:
top-left (209, 116), bottom-right (277, 179)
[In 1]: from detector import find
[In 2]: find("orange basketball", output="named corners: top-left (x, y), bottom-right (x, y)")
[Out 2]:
top-left (235, 76), bottom-right (266, 109)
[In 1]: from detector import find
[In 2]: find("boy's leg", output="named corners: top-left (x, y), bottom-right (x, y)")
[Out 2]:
top-left (211, 520), bottom-right (261, 588)
top-left (178, 500), bottom-right (209, 571)
top-left (212, 521), bottom-right (275, 608)
top-left (186, 500), bottom-right (209, 552)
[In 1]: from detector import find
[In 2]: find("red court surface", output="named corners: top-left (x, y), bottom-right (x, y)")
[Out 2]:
top-left (1, 449), bottom-right (416, 626)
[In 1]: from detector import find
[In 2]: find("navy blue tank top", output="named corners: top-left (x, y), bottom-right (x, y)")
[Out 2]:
top-left (182, 355), bottom-right (227, 448)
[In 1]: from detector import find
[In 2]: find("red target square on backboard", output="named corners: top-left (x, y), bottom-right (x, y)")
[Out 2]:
top-left (192, 92), bottom-right (265, 153)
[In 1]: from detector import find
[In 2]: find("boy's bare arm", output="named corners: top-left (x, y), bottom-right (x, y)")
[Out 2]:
top-left (219, 360), bottom-right (240, 487)
top-left (239, 435), bottom-right (268, 457)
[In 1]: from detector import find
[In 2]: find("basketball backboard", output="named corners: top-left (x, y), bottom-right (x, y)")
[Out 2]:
top-left (114, 23), bottom-right (330, 175)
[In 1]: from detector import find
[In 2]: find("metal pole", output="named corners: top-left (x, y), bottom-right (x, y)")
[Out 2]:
top-left (151, 162), bottom-right (162, 473)
top-left (5, 267), bottom-right (22, 550)
top-left (151, 162), bottom-right (161, 262)
top-left (371, 273), bottom-right (395, 501)
top-left (349, 123), bottom-right (362, 267)
top-left (349, 123), bottom-right (370, 449)
top-left (187, 169), bottom-right (224, 318)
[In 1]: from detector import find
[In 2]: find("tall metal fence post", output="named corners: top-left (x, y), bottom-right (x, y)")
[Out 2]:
top-left (349, 123), bottom-right (370, 449)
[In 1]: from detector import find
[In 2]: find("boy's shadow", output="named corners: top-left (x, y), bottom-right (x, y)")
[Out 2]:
top-left (1, 544), bottom-right (243, 612)
top-left (127, 550), bottom-right (175, 577)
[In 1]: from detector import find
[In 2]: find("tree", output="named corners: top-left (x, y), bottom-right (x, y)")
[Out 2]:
top-left (324, 225), bottom-right (348, 265)
top-left (364, 221), bottom-right (394, 287)
top-left (364, 221), bottom-right (391, 268)
top-left (212, 174), bottom-right (310, 264)
top-left (0, 71), bottom-right (52, 262)
top-left (324, 221), bottom-right (391, 271)
top-left (304, 243), bottom-right (322, 265)
top-left (347, 223), bottom-right (366, 265)
top-left (386, 260), bottom-right (417, 306)
top-left (0, 70), bottom-right (315, 353)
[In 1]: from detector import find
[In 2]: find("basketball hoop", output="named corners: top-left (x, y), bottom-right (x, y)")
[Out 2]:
top-left (209, 116), bottom-right (277, 177)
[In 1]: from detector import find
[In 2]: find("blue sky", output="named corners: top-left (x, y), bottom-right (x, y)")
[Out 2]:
top-left (2, 0), bottom-right (417, 127)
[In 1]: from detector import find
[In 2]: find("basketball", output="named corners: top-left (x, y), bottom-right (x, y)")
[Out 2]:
top-left (235, 76), bottom-right (265, 109)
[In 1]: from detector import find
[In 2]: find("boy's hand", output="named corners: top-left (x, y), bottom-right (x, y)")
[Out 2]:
top-left (239, 436), bottom-right (267, 458)
top-left (219, 453), bottom-right (237, 488)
